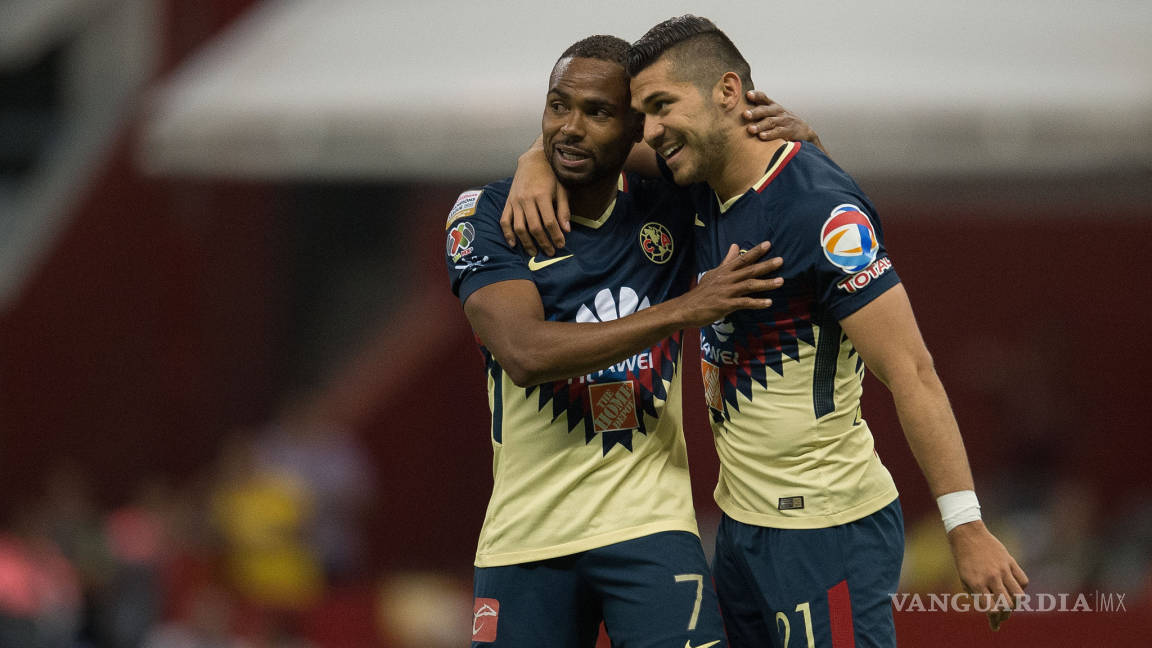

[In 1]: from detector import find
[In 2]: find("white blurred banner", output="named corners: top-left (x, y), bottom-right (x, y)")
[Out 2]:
top-left (139, 0), bottom-right (1152, 180)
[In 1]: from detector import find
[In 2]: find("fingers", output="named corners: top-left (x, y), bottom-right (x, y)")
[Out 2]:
top-left (1005, 567), bottom-right (1027, 601)
top-left (500, 202), bottom-right (517, 247)
top-left (746, 118), bottom-right (805, 141)
top-left (964, 581), bottom-right (1010, 631)
top-left (512, 202), bottom-right (540, 257)
top-left (744, 114), bottom-right (792, 140)
top-left (724, 242), bottom-right (779, 275)
top-left (736, 296), bottom-right (774, 310)
top-left (753, 274), bottom-right (785, 292)
top-left (964, 559), bottom-right (1027, 631)
top-left (724, 240), bottom-right (769, 267)
top-left (740, 277), bottom-right (783, 294)
top-left (715, 243), bottom-right (783, 289)
top-left (743, 90), bottom-right (782, 113)
top-left (535, 196), bottom-right (565, 253)
top-left (721, 243), bottom-right (741, 264)
top-left (723, 259), bottom-right (784, 296)
top-left (1011, 560), bottom-right (1029, 589)
top-left (743, 106), bottom-right (784, 122)
top-left (530, 197), bottom-right (559, 255)
top-left (742, 91), bottom-right (788, 141)
top-left (508, 193), bottom-right (568, 257)
top-left (745, 256), bottom-right (784, 277)
top-left (986, 578), bottom-right (1015, 631)
top-left (742, 97), bottom-right (815, 142)
top-left (542, 216), bottom-right (565, 252)
top-left (994, 560), bottom-right (1027, 629)
top-left (751, 125), bottom-right (801, 141)
top-left (513, 198), bottom-right (561, 257)
top-left (988, 608), bottom-right (1011, 631)
top-left (705, 240), bottom-right (783, 298)
top-left (987, 582), bottom-right (1013, 620)
top-left (556, 185), bottom-right (571, 233)
top-left (726, 261), bottom-right (784, 288)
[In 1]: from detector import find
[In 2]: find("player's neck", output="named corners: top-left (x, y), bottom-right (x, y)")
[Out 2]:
top-left (710, 136), bottom-right (787, 203)
top-left (566, 174), bottom-right (620, 222)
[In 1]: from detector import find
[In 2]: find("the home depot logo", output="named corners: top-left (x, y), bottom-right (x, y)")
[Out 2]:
top-left (701, 358), bottom-right (723, 412)
top-left (588, 381), bottom-right (639, 433)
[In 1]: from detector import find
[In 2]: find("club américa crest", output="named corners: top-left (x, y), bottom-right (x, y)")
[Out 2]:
top-left (639, 222), bottom-right (674, 264)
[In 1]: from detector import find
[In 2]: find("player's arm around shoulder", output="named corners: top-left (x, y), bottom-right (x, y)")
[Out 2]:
top-left (463, 243), bottom-right (783, 388)
top-left (839, 286), bottom-right (1029, 630)
top-left (501, 94), bottom-right (824, 255)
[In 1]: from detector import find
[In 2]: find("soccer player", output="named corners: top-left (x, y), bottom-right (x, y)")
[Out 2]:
top-left (445, 34), bottom-right (818, 647)
top-left (507, 15), bottom-right (1029, 647)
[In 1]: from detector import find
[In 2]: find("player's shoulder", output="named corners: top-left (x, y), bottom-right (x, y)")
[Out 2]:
top-left (445, 178), bottom-right (512, 231)
top-left (780, 187), bottom-right (872, 222)
top-left (785, 143), bottom-right (861, 190)
top-left (774, 196), bottom-right (882, 260)
top-left (774, 146), bottom-right (876, 224)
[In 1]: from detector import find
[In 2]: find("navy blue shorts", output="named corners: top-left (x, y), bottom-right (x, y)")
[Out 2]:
top-left (471, 531), bottom-right (727, 647)
top-left (712, 498), bottom-right (904, 648)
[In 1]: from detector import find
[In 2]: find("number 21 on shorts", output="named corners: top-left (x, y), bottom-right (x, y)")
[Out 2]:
top-left (776, 601), bottom-right (816, 648)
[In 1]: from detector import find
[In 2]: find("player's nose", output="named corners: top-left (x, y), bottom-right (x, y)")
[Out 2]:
top-left (642, 117), bottom-right (664, 148)
top-left (560, 111), bottom-right (586, 138)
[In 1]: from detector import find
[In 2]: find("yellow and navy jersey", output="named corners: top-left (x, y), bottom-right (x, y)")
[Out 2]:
top-left (445, 173), bottom-right (700, 567)
top-left (663, 142), bottom-right (901, 529)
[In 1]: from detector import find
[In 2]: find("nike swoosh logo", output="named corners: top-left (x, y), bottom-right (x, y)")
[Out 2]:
top-left (527, 254), bottom-right (574, 271)
top-left (685, 641), bottom-right (721, 648)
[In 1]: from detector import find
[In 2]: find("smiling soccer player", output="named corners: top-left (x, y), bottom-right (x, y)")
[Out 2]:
top-left (625, 14), bottom-right (1029, 646)
top-left (445, 34), bottom-right (812, 647)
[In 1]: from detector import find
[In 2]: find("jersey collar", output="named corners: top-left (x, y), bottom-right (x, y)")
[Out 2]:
top-left (716, 141), bottom-right (801, 214)
top-left (570, 173), bottom-right (626, 229)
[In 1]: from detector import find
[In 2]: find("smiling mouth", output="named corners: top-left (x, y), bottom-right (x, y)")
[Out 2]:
top-left (660, 143), bottom-right (684, 162)
top-left (555, 146), bottom-right (592, 165)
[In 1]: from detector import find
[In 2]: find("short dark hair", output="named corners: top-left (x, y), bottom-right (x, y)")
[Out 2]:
top-left (557, 34), bottom-right (630, 69)
top-left (627, 15), bottom-right (753, 93)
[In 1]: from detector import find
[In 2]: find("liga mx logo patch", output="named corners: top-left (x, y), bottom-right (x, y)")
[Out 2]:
top-left (639, 222), bottom-right (674, 264)
top-left (820, 204), bottom-right (878, 273)
top-left (446, 189), bottom-right (483, 229)
top-left (447, 222), bottom-right (476, 263)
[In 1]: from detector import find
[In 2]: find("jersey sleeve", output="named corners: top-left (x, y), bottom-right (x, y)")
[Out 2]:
top-left (799, 193), bottom-right (901, 320)
top-left (444, 185), bottom-right (533, 305)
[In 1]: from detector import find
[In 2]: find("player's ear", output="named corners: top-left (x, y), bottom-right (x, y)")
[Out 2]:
top-left (714, 72), bottom-right (743, 112)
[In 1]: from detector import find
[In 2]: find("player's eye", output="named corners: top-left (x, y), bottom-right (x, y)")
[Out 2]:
top-left (549, 101), bottom-right (567, 113)
top-left (645, 100), bottom-right (666, 115)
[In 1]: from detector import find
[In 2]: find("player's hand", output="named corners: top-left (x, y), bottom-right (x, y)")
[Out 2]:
top-left (499, 150), bottom-right (569, 257)
top-left (947, 520), bottom-right (1029, 631)
top-left (742, 91), bottom-right (827, 154)
top-left (679, 242), bottom-right (783, 327)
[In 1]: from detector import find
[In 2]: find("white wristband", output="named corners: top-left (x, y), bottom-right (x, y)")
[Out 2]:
top-left (937, 490), bottom-right (981, 533)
